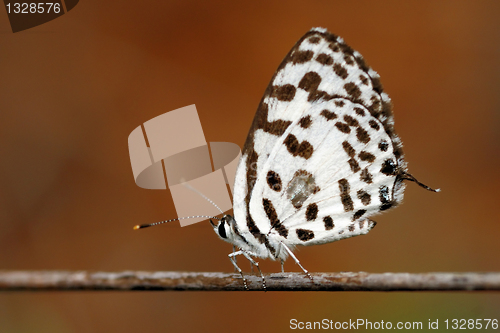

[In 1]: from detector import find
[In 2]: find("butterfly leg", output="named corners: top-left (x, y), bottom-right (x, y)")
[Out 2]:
top-left (228, 251), bottom-right (248, 290)
top-left (274, 243), bottom-right (285, 272)
top-left (228, 250), bottom-right (267, 290)
top-left (280, 242), bottom-right (314, 283)
top-left (240, 251), bottom-right (266, 290)
top-left (232, 245), bottom-right (238, 273)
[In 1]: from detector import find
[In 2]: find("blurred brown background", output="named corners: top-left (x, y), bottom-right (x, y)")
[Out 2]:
top-left (0, 1), bottom-right (499, 332)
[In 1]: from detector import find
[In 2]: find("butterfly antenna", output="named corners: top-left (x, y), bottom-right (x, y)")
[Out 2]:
top-left (133, 215), bottom-right (221, 230)
top-left (181, 181), bottom-right (224, 214)
top-left (400, 172), bottom-right (441, 192)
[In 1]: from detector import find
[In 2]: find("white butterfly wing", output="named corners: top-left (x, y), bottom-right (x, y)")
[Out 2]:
top-left (233, 28), bottom-right (405, 257)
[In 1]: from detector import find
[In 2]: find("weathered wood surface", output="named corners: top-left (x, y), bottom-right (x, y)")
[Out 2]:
top-left (0, 271), bottom-right (499, 291)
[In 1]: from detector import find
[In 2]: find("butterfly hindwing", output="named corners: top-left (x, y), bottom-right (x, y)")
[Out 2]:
top-left (251, 98), bottom-right (403, 246)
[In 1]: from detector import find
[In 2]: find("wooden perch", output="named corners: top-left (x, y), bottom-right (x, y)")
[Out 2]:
top-left (0, 271), bottom-right (499, 291)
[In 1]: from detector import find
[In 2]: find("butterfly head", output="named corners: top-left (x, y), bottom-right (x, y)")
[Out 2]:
top-left (210, 215), bottom-right (236, 242)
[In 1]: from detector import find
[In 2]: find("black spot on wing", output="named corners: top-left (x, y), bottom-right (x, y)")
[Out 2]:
top-left (308, 36), bottom-right (320, 44)
top-left (296, 229), bottom-right (315, 241)
top-left (333, 63), bottom-right (348, 79)
top-left (342, 141), bottom-right (355, 157)
top-left (306, 203), bottom-right (318, 221)
top-left (356, 127), bottom-right (370, 144)
top-left (381, 159), bottom-right (397, 176)
top-left (339, 178), bottom-right (354, 212)
top-left (266, 170), bottom-right (282, 192)
top-left (357, 190), bottom-right (371, 206)
top-left (271, 84), bottom-right (296, 101)
top-left (379, 140), bottom-right (389, 152)
top-left (335, 122), bottom-right (350, 134)
top-left (359, 151), bottom-right (375, 162)
top-left (354, 107), bottom-right (365, 116)
top-left (246, 215), bottom-right (276, 257)
top-left (343, 115), bottom-right (359, 127)
top-left (316, 53), bottom-right (333, 65)
top-left (263, 198), bottom-right (288, 238)
top-left (379, 186), bottom-right (393, 211)
top-left (369, 119), bottom-right (380, 130)
top-left (359, 75), bottom-right (369, 85)
top-left (299, 115), bottom-right (312, 128)
top-left (344, 54), bottom-right (354, 65)
top-left (323, 216), bottom-right (334, 230)
top-left (360, 168), bottom-right (373, 184)
top-left (353, 209), bottom-right (366, 220)
top-left (298, 72), bottom-right (321, 94)
top-left (344, 82), bottom-right (362, 99)
top-left (290, 50), bottom-right (314, 64)
top-left (321, 109), bottom-right (337, 121)
top-left (283, 134), bottom-right (313, 159)
top-left (254, 103), bottom-right (292, 137)
top-left (348, 158), bottom-right (361, 173)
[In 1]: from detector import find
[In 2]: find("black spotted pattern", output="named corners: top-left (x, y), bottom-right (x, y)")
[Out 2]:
top-left (329, 42), bottom-right (340, 52)
top-left (333, 64), bottom-right (348, 79)
top-left (357, 190), bottom-right (371, 206)
top-left (344, 115), bottom-right (359, 127)
top-left (266, 170), bottom-right (282, 192)
top-left (271, 84), bottom-right (296, 101)
top-left (342, 141), bottom-right (355, 157)
top-left (321, 109), bottom-right (337, 120)
top-left (298, 72), bottom-right (322, 96)
top-left (356, 127), bottom-right (370, 143)
top-left (379, 186), bottom-right (393, 211)
top-left (379, 140), bottom-right (389, 152)
top-left (316, 53), bottom-right (333, 65)
top-left (359, 151), bottom-right (375, 162)
top-left (344, 82), bottom-right (362, 99)
top-left (338, 178), bottom-right (354, 212)
top-left (255, 103), bottom-right (292, 137)
top-left (344, 55), bottom-right (354, 65)
top-left (290, 50), bottom-right (314, 64)
top-left (296, 229), bottom-right (315, 241)
top-left (369, 119), bottom-right (380, 130)
top-left (263, 199), bottom-right (288, 237)
top-left (360, 168), bottom-right (373, 184)
top-left (348, 158), bottom-right (361, 173)
top-left (323, 216), bottom-right (334, 230)
top-left (353, 209), bottom-right (366, 220)
top-left (354, 107), bottom-right (365, 116)
top-left (381, 159), bottom-right (397, 175)
top-left (299, 115), bottom-right (312, 128)
top-left (359, 75), bottom-right (369, 85)
top-left (335, 122), bottom-right (351, 133)
top-left (306, 203), bottom-right (318, 221)
top-left (283, 134), bottom-right (314, 159)
top-left (308, 36), bottom-right (320, 44)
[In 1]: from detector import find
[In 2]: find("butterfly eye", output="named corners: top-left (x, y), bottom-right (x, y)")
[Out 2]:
top-left (218, 220), bottom-right (227, 239)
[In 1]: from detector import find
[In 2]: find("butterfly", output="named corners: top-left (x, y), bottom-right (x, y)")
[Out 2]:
top-left (136, 27), bottom-right (438, 290)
